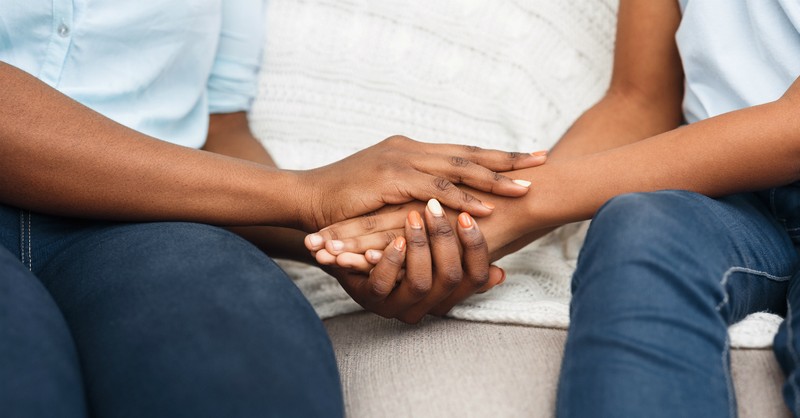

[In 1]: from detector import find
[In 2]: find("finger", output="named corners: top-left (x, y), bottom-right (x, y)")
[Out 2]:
top-left (325, 229), bottom-right (405, 255)
top-left (364, 237), bottom-right (407, 304)
top-left (384, 210), bottom-right (432, 315)
top-left (420, 155), bottom-right (533, 197)
top-left (429, 214), bottom-right (494, 316)
top-left (335, 252), bottom-right (375, 273)
top-left (411, 173), bottom-right (495, 217)
top-left (433, 144), bottom-right (548, 171)
top-left (315, 208), bottom-right (408, 244)
top-left (315, 249), bottom-right (337, 265)
top-left (403, 199), bottom-right (464, 322)
top-left (477, 265), bottom-right (506, 293)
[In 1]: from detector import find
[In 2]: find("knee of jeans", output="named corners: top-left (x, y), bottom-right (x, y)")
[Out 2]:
top-left (572, 191), bottom-right (707, 292)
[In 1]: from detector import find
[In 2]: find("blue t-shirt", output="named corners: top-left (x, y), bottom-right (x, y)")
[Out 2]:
top-left (0, 0), bottom-right (265, 149)
top-left (677, 0), bottom-right (800, 123)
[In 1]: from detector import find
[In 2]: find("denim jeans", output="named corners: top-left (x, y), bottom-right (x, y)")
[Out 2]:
top-left (0, 204), bottom-right (343, 418)
top-left (556, 188), bottom-right (800, 417)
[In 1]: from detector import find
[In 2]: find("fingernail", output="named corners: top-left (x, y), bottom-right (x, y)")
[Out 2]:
top-left (457, 212), bottom-right (474, 229)
top-left (330, 240), bottom-right (344, 251)
top-left (393, 236), bottom-right (406, 251)
top-left (408, 211), bottom-right (423, 229)
top-left (482, 201), bottom-right (495, 210)
top-left (366, 250), bottom-right (383, 263)
top-left (498, 267), bottom-right (507, 284)
top-left (308, 234), bottom-right (324, 248)
top-left (512, 179), bottom-right (531, 188)
top-left (427, 198), bottom-right (444, 217)
top-left (531, 150), bottom-right (548, 157)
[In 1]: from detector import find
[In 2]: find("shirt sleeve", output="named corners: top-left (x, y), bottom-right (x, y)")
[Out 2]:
top-left (207, 0), bottom-right (266, 114)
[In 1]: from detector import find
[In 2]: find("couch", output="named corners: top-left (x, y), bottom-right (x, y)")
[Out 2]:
top-left (249, 0), bottom-right (790, 416)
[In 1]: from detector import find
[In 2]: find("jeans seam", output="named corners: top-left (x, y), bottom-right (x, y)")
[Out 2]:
top-left (27, 211), bottom-right (32, 271)
top-left (715, 266), bottom-right (792, 311)
top-left (19, 210), bottom-right (25, 267)
top-left (787, 302), bottom-right (800, 415)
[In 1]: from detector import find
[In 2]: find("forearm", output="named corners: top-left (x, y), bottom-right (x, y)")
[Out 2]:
top-left (522, 93), bottom-right (800, 230)
top-left (203, 112), bottom-right (312, 262)
top-left (0, 62), bottom-right (303, 227)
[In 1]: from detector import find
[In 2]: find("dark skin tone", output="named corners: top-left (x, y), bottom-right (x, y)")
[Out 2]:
top-left (0, 61), bottom-right (547, 234)
top-left (312, 0), bottom-right (800, 320)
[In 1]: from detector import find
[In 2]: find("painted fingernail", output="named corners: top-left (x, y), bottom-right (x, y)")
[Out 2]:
top-left (482, 201), bottom-right (495, 210)
top-left (498, 267), bottom-right (507, 284)
top-left (393, 236), bottom-right (406, 251)
top-left (330, 240), bottom-right (344, 251)
top-left (308, 234), bottom-right (324, 248)
top-left (512, 179), bottom-right (531, 188)
top-left (366, 250), bottom-right (383, 263)
top-left (458, 212), bottom-right (474, 229)
top-left (408, 211), bottom-right (423, 229)
top-left (427, 198), bottom-right (444, 217)
top-left (531, 150), bottom-right (548, 157)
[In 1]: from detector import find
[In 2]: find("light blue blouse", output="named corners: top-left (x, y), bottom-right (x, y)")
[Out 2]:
top-left (0, 0), bottom-right (265, 148)
top-left (677, 0), bottom-right (800, 123)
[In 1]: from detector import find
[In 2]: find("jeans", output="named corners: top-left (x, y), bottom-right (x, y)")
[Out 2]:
top-left (556, 188), bottom-right (800, 417)
top-left (0, 204), bottom-right (343, 418)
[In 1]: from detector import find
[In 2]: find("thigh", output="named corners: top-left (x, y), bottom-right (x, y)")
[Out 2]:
top-left (0, 245), bottom-right (87, 418)
top-left (37, 222), bottom-right (342, 418)
top-left (559, 191), bottom-right (797, 418)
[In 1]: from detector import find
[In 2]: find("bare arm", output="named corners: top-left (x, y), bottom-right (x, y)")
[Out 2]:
top-left (203, 112), bottom-right (313, 263)
top-left (0, 62), bottom-right (301, 227)
top-left (0, 61), bottom-right (545, 234)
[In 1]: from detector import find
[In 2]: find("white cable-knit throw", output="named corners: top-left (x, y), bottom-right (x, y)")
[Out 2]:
top-left (249, 0), bottom-right (780, 349)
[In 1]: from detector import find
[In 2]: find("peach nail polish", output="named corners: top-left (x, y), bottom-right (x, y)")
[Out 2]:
top-left (394, 236), bottom-right (406, 251)
top-left (458, 212), bottom-right (474, 229)
top-left (482, 201), bottom-right (496, 210)
top-left (408, 211), bottom-right (423, 229)
top-left (498, 267), bottom-right (507, 284)
top-left (531, 150), bottom-right (548, 157)
top-left (512, 179), bottom-right (532, 188)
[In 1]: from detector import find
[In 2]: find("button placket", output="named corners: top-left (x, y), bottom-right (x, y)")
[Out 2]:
top-left (38, 0), bottom-right (75, 86)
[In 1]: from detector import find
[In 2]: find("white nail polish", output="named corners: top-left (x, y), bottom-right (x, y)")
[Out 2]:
top-left (427, 199), bottom-right (444, 217)
top-left (512, 179), bottom-right (532, 188)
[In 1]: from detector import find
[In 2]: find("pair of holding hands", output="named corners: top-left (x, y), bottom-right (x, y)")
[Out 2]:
top-left (300, 135), bottom-right (547, 324)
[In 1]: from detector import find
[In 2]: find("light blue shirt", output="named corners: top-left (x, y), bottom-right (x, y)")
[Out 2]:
top-left (677, 0), bottom-right (800, 123)
top-left (0, 0), bottom-right (265, 149)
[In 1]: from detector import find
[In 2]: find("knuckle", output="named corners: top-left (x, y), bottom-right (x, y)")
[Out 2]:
top-left (326, 229), bottom-right (340, 241)
top-left (507, 151), bottom-right (523, 160)
top-left (428, 223), bottom-right (455, 239)
top-left (407, 235), bottom-right (429, 249)
top-left (383, 253), bottom-right (404, 268)
top-left (463, 235), bottom-right (488, 252)
top-left (383, 231), bottom-right (398, 245)
top-left (367, 281), bottom-right (392, 299)
top-left (440, 267), bottom-right (463, 289)
top-left (386, 135), bottom-right (410, 146)
top-left (407, 278), bottom-right (432, 298)
top-left (469, 271), bottom-right (491, 289)
top-left (492, 171), bottom-right (503, 182)
top-left (433, 176), bottom-right (454, 192)
top-left (449, 156), bottom-right (470, 167)
top-left (463, 145), bottom-right (482, 153)
top-left (359, 214), bottom-right (378, 231)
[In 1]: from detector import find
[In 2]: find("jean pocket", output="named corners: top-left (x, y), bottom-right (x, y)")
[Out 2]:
top-left (769, 182), bottom-right (800, 241)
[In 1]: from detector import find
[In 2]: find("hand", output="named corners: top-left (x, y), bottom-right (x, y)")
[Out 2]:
top-left (306, 184), bottom-right (537, 263)
top-left (295, 135), bottom-right (546, 231)
top-left (325, 200), bottom-right (505, 324)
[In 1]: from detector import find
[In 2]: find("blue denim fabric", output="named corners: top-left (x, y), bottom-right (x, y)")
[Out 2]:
top-left (0, 204), bottom-right (343, 418)
top-left (556, 189), bottom-right (800, 418)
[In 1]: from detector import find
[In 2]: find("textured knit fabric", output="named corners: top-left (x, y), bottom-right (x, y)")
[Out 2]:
top-left (250, 0), bottom-right (780, 348)
top-left (0, 0), bottom-right (265, 148)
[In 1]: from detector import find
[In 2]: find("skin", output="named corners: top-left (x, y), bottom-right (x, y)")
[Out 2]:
top-left (311, 0), bottom-right (800, 317)
top-left (0, 60), bottom-right (547, 236)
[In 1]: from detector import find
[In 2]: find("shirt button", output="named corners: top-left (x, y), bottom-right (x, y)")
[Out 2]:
top-left (57, 23), bottom-right (70, 38)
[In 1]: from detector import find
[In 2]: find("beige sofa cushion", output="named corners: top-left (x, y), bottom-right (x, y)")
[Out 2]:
top-left (325, 313), bottom-right (790, 418)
